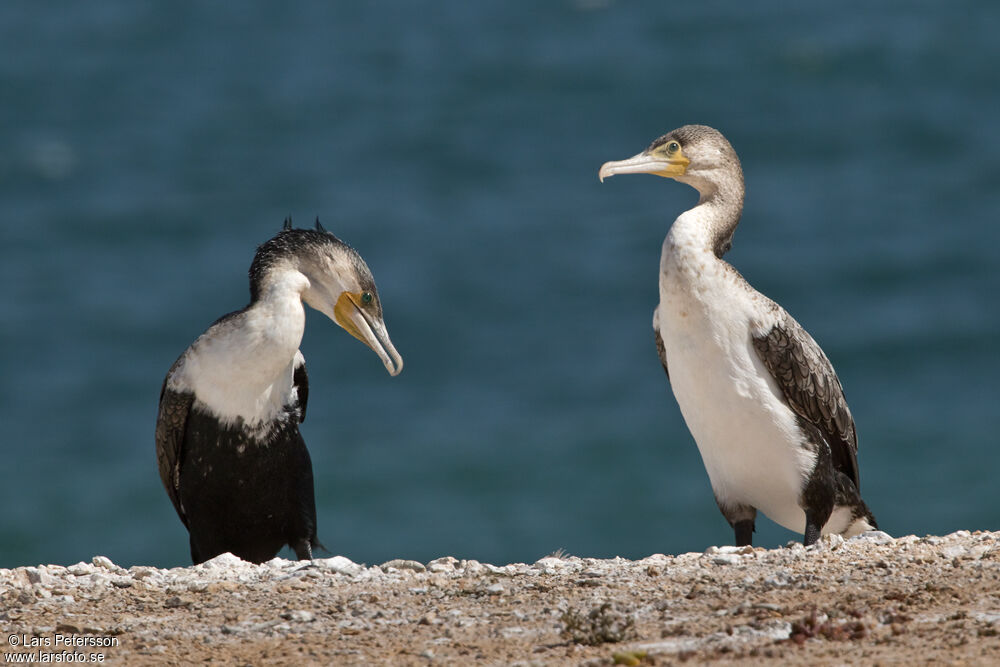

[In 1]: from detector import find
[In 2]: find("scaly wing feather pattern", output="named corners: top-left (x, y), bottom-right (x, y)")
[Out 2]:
top-left (751, 313), bottom-right (860, 488)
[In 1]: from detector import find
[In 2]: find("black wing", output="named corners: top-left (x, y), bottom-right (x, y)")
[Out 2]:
top-left (751, 314), bottom-right (860, 488)
top-left (293, 357), bottom-right (309, 423)
top-left (653, 320), bottom-right (669, 380)
top-left (155, 371), bottom-right (194, 526)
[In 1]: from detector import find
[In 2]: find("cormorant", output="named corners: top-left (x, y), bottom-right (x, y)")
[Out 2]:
top-left (155, 219), bottom-right (402, 564)
top-left (599, 125), bottom-right (876, 546)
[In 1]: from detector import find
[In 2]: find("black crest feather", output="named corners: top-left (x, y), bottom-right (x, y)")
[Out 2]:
top-left (283, 217), bottom-right (293, 231)
top-left (315, 217), bottom-right (327, 233)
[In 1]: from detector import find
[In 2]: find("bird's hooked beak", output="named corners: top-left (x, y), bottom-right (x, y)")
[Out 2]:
top-left (333, 292), bottom-right (403, 376)
top-left (599, 149), bottom-right (690, 182)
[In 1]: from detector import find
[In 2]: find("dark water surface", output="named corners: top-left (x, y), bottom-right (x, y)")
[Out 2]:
top-left (2, 2), bottom-right (998, 568)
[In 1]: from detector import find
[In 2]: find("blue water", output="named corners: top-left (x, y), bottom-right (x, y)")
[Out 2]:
top-left (1, 2), bottom-right (998, 569)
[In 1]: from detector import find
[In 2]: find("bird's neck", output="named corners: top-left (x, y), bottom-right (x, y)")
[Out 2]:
top-left (242, 276), bottom-right (309, 366)
top-left (668, 179), bottom-right (744, 260)
top-left (186, 271), bottom-right (309, 428)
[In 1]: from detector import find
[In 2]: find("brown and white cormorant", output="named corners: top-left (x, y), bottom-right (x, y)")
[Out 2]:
top-left (155, 219), bottom-right (402, 564)
top-left (599, 125), bottom-right (876, 546)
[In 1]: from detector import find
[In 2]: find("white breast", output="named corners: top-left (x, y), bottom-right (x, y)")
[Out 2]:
top-left (170, 288), bottom-right (307, 430)
top-left (657, 230), bottom-right (815, 534)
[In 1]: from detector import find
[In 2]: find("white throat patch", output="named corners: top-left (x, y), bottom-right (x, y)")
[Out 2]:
top-left (171, 283), bottom-right (308, 431)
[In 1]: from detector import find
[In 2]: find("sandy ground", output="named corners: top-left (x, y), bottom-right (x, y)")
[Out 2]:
top-left (2, 530), bottom-right (1000, 666)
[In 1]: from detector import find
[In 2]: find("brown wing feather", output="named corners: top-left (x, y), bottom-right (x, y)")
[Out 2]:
top-left (653, 321), bottom-right (669, 380)
top-left (751, 314), bottom-right (860, 488)
top-left (155, 372), bottom-right (194, 527)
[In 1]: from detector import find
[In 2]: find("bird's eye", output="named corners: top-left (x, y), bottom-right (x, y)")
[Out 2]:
top-left (667, 141), bottom-right (680, 154)
top-left (361, 292), bottom-right (373, 305)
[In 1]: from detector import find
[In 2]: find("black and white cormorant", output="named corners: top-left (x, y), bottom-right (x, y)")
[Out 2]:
top-left (155, 219), bottom-right (402, 564)
top-left (599, 125), bottom-right (877, 546)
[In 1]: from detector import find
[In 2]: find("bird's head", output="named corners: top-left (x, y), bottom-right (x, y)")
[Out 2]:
top-left (250, 219), bottom-right (403, 376)
top-left (599, 124), bottom-right (742, 199)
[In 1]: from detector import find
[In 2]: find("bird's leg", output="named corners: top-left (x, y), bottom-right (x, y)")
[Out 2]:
top-left (734, 520), bottom-right (755, 547)
top-left (716, 497), bottom-right (757, 547)
top-left (292, 538), bottom-right (313, 561)
top-left (803, 511), bottom-right (822, 546)
top-left (800, 441), bottom-right (836, 546)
